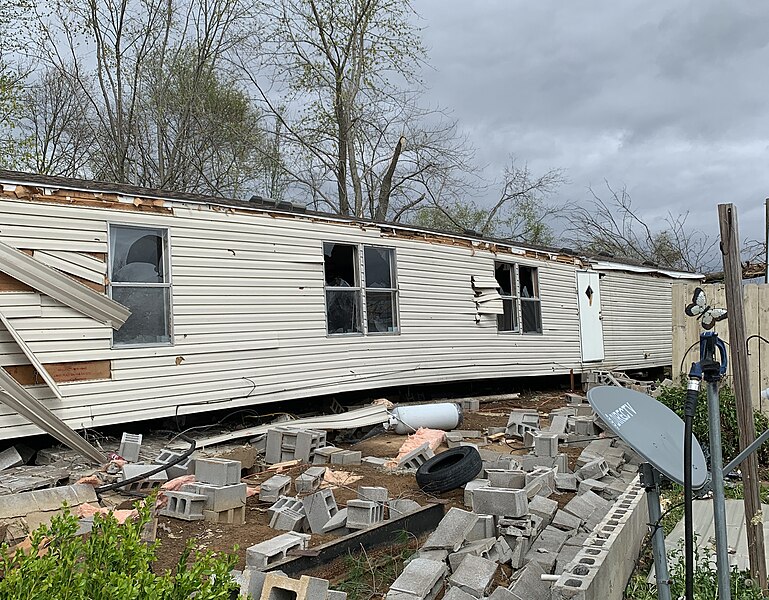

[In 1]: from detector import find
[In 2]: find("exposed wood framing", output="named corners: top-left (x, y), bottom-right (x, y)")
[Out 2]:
top-left (6, 360), bottom-right (111, 385)
top-left (0, 239), bottom-right (129, 328)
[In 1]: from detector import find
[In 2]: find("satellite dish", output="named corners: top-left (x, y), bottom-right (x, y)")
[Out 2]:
top-left (588, 386), bottom-right (708, 489)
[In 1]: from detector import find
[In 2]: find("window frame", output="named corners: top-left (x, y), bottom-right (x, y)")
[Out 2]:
top-left (518, 264), bottom-right (543, 335)
top-left (494, 261), bottom-right (520, 334)
top-left (108, 223), bottom-right (174, 348)
top-left (494, 261), bottom-right (543, 335)
top-left (322, 241), bottom-right (400, 337)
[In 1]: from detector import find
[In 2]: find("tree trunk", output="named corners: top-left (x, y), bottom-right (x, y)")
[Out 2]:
top-left (375, 135), bottom-right (405, 221)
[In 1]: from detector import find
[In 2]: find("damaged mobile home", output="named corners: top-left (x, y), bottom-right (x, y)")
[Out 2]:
top-left (0, 170), bottom-right (701, 440)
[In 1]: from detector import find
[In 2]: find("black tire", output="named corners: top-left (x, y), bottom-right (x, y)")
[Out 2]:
top-left (415, 446), bottom-right (483, 493)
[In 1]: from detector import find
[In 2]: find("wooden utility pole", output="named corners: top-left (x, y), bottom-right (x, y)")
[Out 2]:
top-left (718, 203), bottom-right (768, 588)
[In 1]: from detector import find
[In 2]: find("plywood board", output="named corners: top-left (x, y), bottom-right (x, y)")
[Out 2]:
top-left (0, 273), bottom-right (32, 292)
top-left (6, 360), bottom-right (111, 385)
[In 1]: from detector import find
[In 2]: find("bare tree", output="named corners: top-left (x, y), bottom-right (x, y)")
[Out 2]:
top-left (563, 181), bottom-right (717, 272)
top-left (244, 0), bottom-right (475, 218)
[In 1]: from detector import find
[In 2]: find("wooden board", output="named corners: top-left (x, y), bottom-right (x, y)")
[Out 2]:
top-left (5, 360), bottom-right (112, 385)
top-left (0, 273), bottom-right (32, 292)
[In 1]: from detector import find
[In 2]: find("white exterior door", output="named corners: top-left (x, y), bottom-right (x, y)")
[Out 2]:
top-left (576, 270), bottom-right (604, 362)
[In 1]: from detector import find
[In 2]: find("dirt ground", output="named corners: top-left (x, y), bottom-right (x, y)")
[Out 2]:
top-left (151, 388), bottom-right (578, 577)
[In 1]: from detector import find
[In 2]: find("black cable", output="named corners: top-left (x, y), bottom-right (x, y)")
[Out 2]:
top-left (679, 341), bottom-right (701, 377)
top-left (94, 434), bottom-right (196, 496)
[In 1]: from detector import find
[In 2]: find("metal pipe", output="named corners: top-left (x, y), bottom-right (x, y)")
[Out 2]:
top-left (641, 463), bottom-right (672, 600)
top-left (707, 380), bottom-right (732, 600)
top-left (723, 427), bottom-right (769, 478)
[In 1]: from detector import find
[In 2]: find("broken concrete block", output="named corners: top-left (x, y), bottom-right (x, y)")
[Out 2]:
top-left (267, 496), bottom-right (304, 521)
top-left (389, 499), bottom-right (421, 518)
top-left (295, 466), bottom-right (326, 493)
top-left (528, 495), bottom-right (558, 526)
top-left (548, 415), bottom-right (569, 435)
top-left (464, 479), bottom-right (490, 509)
top-left (361, 456), bottom-right (389, 467)
top-left (524, 467), bottom-right (556, 498)
top-left (396, 442), bottom-right (434, 469)
top-left (194, 458), bottom-right (241, 486)
top-left (346, 499), bottom-right (383, 529)
top-left (385, 558), bottom-right (447, 600)
top-left (508, 560), bottom-right (549, 600)
top-left (118, 433), bottom-right (142, 462)
top-left (0, 447), bottom-right (23, 471)
top-left (458, 398), bottom-right (480, 413)
top-left (294, 429), bottom-right (328, 463)
top-left (246, 532), bottom-right (311, 569)
top-left (330, 450), bottom-right (362, 466)
top-left (519, 454), bottom-right (556, 472)
top-left (270, 507), bottom-right (306, 531)
top-left (321, 507), bottom-right (348, 532)
top-left (423, 507), bottom-right (479, 552)
top-left (445, 432), bottom-right (463, 448)
top-left (447, 538), bottom-right (496, 572)
top-left (533, 432), bottom-right (559, 458)
top-left (303, 489), bottom-right (339, 533)
top-left (259, 572), bottom-right (329, 600)
top-left (444, 587), bottom-right (477, 600)
top-left (259, 475), bottom-right (292, 503)
top-left (472, 487), bottom-right (528, 518)
top-left (119, 465), bottom-right (167, 492)
top-left (578, 478), bottom-right (608, 497)
top-left (159, 491), bottom-right (206, 521)
top-left (466, 514), bottom-right (495, 542)
top-left (312, 446), bottom-right (343, 465)
top-left (525, 525), bottom-right (569, 571)
top-left (155, 449), bottom-right (194, 480)
top-left (551, 509), bottom-right (583, 533)
top-left (487, 586), bottom-right (517, 599)
top-left (487, 469), bottom-right (526, 489)
top-left (448, 554), bottom-right (498, 598)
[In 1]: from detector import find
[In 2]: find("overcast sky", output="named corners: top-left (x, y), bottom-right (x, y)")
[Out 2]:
top-left (416, 1), bottom-right (769, 245)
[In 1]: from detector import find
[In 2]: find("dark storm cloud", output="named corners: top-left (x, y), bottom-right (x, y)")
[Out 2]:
top-left (416, 1), bottom-right (769, 243)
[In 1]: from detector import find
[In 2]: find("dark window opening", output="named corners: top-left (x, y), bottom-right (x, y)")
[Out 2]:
top-left (364, 247), bottom-right (397, 333)
top-left (323, 243), bottom-right (361, 334)
top-left (519, 265), bottom-right (542, 334)
top-left (494, 262), bottom-right (518, 332)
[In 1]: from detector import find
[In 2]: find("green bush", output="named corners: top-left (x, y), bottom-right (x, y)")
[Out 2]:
top-left (0, 499), bottom-right (238, 600)
top-left (656, 383), bottom-right (769, 465)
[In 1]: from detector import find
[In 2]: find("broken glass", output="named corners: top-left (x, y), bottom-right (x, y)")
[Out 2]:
top-left (323, 243), bottom-right (357, 287)
top-left (326, 290), bottom-right (361, 334)
top-left (497, 298), bottom-right (519, 332)
top-left (111, 226), bottom-right (165, 283)
top-left (364, 247), bottom-right (394, 288)
top-left (112, 287), bottom-right (171, 345)
top-left (494, 263), bottom-right (513, 296)
top-left (366, 291), bottom-right (396, 333)
top-left (521, 299), bottom-right (542, 334)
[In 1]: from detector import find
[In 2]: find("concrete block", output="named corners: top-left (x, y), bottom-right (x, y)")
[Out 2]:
top-left (509, 561), bottom-right (549, 600)
top-left (410, 548), bottom-right (449, 564)
top-left (555, 453), bottom-right (569, 474)
top-left (361, 456), bottom-right (389, 466)
top-left (159, 491), bottom-right (206, 521)
top-left (528, 495), bottom-right (558, 526)
top-left (524, 467), bottom-right (556, 498)
top-left (555, 473), bottom-right (578, 492)
top-left (119, 465), bottom-right (167, 492)
top-left (265, 428), bottom-right (286, 464)
top-left (396, 442), bottom-right (434, 469)
top-left (548, 415), bottom-right (569, 435)
top-left (327, 591), bottom-right (348, 600)
top-left (270, 507), bottom-right (306, 531)
top-left (446, 432), bottom-right (463, 448)
top-left (488, 587), bottom-right (517, 599)
top-left (183, 482), bottom-right (247, 512)
top-left (519, 454), bottom-right (556, 472)
top-left (525, 525), bottom-right (568, 570)
top-left (487, 470), bottom-right (526, 489)
top-left (321, 507), bottom-right (348, 532)
top-left (386, 558), bottom-right (446, 600)
top-left (346, 499), bottom-right (383, 529)
top-left (259, 572), bottom-right (329, 600)
top-left (389, 499), bottom-right (421, 518)
top-left (551, 509), bottom-right (583, 533)
top-left (246, 532), bottom-right (310, 569)
top-left (448, 554), bottom-right (497, 598)
top-left (239, 568), bottom-right (276, 599)
top-left (533, 432), bottom-right (559, 458)
top-left (259, 474), bottom-right (292, 503)
top-left (295, 466), bottom-right (326, 493)
top-left (576, 458), bottom-right (609, 482)
top-left (444, 587), bottom-right (476, 600)
top-left (458, 398), bottom-right (480, 413)
top-left (155, 449), bottom-right (194, 480)
top-left (330, 450), bottom-right (362, 466)
top-left (472, 487), bottom-right (528, 517)
top-left (294, 429), bottom-right (327, 463)
top-left (194, 457), bottom-right (241, 486)
top-left (447, 537), bottom-right (496, 571)
top-left (118, 432), bottom-right (142, 462)
top-left (464, 479), bottom-right (490, 509)
top-left (422, 507), bottom-right (479, 552)
top-left (203, 505), bottom-right (245, 525)
top-left (358, 486), bottom-right (388, 504)
top-left (303, 489), bottom-right (339, 533)
top-left (266, 496), bottom-right (304, 520)
top-left (312, 446), bottom-right (343, 464)
top-left (578, 477), bottom-right (608, 496)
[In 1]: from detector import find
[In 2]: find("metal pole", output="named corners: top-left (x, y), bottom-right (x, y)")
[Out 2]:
top-left (723, 427), bottom-right (769, 478)
top-left (707, 380), bottom-right (732, 600)
top-left (640, 463), bottom-right (672, 600)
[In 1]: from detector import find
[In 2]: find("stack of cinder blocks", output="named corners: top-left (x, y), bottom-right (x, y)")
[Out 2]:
top-left (265, 427), bottom-right (327, 464)
top-left (167, 458), bottom-right (246, 524)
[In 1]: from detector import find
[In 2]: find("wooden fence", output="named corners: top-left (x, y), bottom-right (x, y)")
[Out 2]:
top-left (672, 282), bottom-right (769, 414)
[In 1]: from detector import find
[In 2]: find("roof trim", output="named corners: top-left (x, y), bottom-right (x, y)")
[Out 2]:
top-left (0, 240), bottom-right (130, 328)
top-left (590, 260), bottom-right (704, 280)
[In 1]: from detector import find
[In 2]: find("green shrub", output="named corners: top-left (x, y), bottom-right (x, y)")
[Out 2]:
top-left (0, 499), bottom-right (238, 600)
top-left (656, 383), bottom-right (769, 465)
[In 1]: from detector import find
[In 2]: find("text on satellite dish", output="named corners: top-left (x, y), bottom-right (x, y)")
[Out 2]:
top-left (605, 402), bottom-right (637, 429)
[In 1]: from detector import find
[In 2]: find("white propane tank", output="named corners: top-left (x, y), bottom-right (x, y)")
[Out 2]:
top-left (386, 402), bottom-right (463, 435)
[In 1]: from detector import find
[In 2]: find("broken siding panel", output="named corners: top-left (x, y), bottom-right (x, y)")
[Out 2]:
top-left (0, 293), bottom-right (42, 318)
top-left (33, 251), bottom-right (106, 284)
top-left (600, 271), bottom-right (673, 368)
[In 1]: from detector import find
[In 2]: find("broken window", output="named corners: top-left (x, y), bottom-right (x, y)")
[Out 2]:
top-left (494, 262), bottom-right (519, 332)
top-left (365, 247), bottom-right (398, 333)
top-left (519, 265), bottom-right (542, 334)
top-left (109, 225), bottom-right (172, 346)
top-left (323, 242), bottom-right (361, 334)
top-left (323, 243), bottom-right (399, 335)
